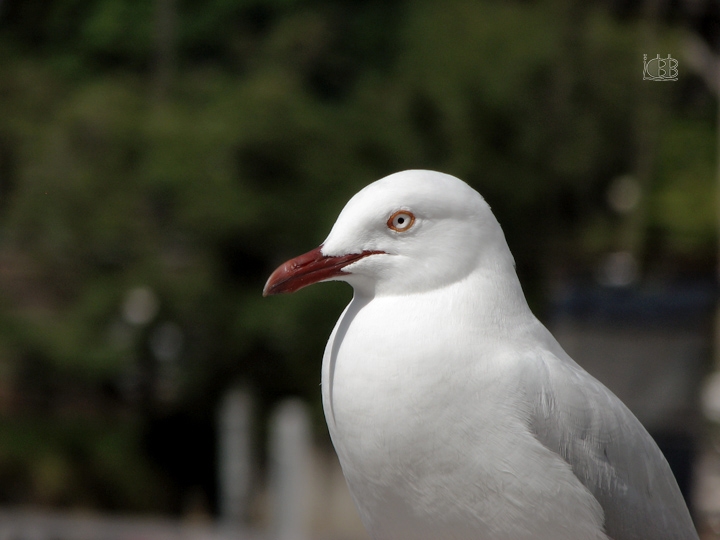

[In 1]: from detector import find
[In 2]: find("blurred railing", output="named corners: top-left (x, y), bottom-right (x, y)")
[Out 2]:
top-left (0, 393), bottom-right (368, 540)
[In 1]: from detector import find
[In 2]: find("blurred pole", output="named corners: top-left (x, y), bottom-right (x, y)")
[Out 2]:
top-left (717, 47), bottom-right (720, 376)
top-left (218, 387), bottom-right (253, 524)
top-left (682, 35), bottom-right (720, 366)
top-left (269, 400), bottom-right (311, 540)
top-left (683, 32), bottom-right (720, 531)
top-left (154, 0), bottom-right (176, 101)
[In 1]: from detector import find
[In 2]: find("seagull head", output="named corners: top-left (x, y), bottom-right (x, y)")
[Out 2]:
top-left (263, 170), bottom-right (514, 297)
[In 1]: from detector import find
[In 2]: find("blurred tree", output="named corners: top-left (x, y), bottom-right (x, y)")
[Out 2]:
top-left (0, 0), bottom-right (716, 515)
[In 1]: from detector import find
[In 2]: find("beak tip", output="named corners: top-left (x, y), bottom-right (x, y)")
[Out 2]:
top-left (262, 285), bottom-right (275, 297)
top-left (262, 274), bottom-right (280, 297)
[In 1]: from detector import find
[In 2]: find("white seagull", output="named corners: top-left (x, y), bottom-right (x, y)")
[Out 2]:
top-left (263, 170), bottom-right (698, 540)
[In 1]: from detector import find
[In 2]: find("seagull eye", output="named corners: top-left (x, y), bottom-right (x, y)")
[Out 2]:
top-left (387, 211), bottom-right (415, 232)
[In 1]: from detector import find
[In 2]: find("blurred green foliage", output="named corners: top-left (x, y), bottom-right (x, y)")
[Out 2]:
top-left (0, 0), bottom-right (715, 514)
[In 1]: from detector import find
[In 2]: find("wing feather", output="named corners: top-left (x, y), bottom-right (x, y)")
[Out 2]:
top-left (525, 351), bottom-right (698, 540)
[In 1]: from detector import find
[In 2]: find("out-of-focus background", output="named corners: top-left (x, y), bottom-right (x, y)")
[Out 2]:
top-left (0, 0), bottom-right (719, 538)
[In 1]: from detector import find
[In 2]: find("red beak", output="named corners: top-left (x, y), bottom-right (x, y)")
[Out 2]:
top-left (263, 246), bottom-right (383, 296)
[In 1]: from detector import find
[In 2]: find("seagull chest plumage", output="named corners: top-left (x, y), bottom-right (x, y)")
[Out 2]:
top-left (321, 285), bottom-right (608, 540)
top-left (264, 170), bottom-right (699, 540)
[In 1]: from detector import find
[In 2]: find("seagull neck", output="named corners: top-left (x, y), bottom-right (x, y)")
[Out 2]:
top-left (467, 262), bottom-right (536, 327)
top-left (353, 261), bottom-right (535, 332)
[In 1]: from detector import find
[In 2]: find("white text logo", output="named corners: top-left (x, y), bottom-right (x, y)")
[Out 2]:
top-left (643, 54), bottom-right (678, 81)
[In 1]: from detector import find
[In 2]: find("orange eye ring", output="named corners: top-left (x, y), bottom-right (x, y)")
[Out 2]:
top-left (387, 210), bottom-right (415, 232)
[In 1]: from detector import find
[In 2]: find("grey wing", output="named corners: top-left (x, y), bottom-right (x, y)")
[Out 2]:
top-left (526, 353), bottom-right (699, 540)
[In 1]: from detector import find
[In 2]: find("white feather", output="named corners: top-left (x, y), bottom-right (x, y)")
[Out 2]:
top-left (309, 170), bottom-right (697, 540)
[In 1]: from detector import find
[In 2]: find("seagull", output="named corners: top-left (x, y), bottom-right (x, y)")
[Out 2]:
top-left (263, 170), bottom-right (699, 540)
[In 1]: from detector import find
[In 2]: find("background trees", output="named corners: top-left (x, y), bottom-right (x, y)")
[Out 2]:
top-left (0, 0), bottom-right (716, 515)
